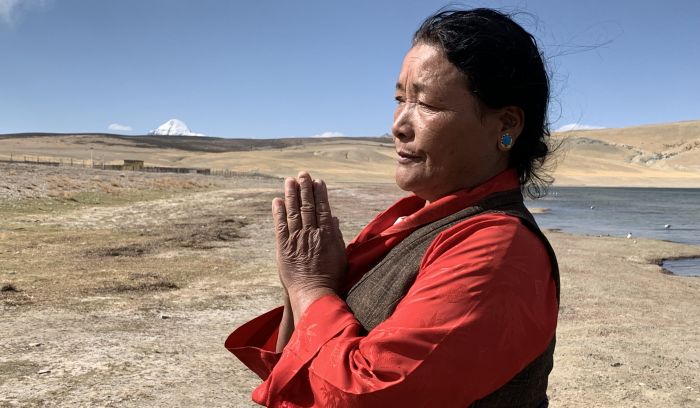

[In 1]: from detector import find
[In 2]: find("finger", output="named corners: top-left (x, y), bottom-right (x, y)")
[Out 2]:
top-left (313, 179), bottom-right (333, 228)
top-left (297, 171), bottom-right (317, 228)
top-left (333, 216), bottom-right (345, 246)
top-left (272, 197), bottom-right (289, 243)
top-left (333, 216), bottom-right (342, 234)
top-left (284, 177), bottom-right (302, 233)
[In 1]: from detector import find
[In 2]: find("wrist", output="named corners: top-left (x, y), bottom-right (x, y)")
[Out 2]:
top-left (288, 286), bottom-right (336, 325)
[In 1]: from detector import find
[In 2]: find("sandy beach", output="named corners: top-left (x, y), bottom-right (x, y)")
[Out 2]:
top-left (1, 162), bottom-right (698, 407)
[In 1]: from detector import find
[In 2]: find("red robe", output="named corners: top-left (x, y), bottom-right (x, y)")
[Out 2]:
top-left (226, 170), bottom-right (558, 407)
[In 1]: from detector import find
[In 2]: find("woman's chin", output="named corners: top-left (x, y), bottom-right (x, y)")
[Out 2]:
top-left (395, 167), bottom-right (425, 194)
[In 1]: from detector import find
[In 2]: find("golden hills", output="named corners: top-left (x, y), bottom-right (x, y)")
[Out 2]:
top-left (552, 120), bottom-right (700, 187)
top-left (1, 119), bottom-right (698, 187)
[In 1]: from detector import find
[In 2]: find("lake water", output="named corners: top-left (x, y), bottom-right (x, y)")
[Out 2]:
top-left (526, 187), bottom-right (700, 277)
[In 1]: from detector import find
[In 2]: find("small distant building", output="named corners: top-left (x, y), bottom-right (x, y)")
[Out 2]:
top-left (123, 160), bottom-right (144, 170)
top-left (93, 159), bottom-right (209, 175)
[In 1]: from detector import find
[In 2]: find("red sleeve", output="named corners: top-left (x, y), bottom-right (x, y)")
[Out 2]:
top-left (225, 306), bottom-right (284, 380)
top-left (247, 214), bottom-right (559, 407)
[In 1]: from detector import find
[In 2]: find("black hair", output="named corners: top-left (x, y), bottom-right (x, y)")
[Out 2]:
top-left (413, 8), bottom-right (553, 198)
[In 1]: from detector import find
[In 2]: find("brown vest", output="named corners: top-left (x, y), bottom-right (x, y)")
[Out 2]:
top-left (343, 189), bottom-right (559, 408)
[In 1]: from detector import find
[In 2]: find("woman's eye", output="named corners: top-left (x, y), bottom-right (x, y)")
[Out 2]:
top-left (418, 101), bottom-right (438, 111)
top-left (394, 96), bottom-right (405, 105)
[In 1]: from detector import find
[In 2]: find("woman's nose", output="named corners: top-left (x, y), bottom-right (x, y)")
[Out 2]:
top-left (391, 105), bottom-right (414, 141)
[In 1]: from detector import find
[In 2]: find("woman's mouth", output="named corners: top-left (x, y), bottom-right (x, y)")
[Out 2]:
top-left (397, 150), bottom-right (423, 164)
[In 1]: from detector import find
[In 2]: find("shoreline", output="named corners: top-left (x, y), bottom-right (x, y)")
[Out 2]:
top-left (552, 184), bottom-right (700, 190)
top-left (545, 227), bottom-right (700, 277)
top-left (544, 230), bottom-right (700, 407)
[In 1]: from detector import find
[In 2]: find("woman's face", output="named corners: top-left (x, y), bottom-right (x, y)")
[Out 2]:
top-left (392, 43), bottom-right (509, 202)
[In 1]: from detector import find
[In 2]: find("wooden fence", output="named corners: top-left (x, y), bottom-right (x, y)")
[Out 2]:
top-left (0, 156), bottom-right (213, 176)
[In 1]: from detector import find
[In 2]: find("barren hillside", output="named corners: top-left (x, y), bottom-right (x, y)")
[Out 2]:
top-left (552, 120), bottom-right (700, 187)
top-left (1, 120), bottom-right (698, 187)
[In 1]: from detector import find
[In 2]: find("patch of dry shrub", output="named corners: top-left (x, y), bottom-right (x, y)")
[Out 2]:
top-left (99, 272), bottom-right (179, 293)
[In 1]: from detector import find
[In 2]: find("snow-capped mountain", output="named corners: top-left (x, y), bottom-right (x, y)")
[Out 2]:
top-left (148, 119), bottom-right (205, 136)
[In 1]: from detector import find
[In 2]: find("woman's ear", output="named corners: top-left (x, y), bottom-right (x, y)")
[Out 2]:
top-left (499, 106), bottom-right (525, 142)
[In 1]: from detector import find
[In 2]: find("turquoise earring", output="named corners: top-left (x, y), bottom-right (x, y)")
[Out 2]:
top-left (499, 133), bottom-right (513, 150)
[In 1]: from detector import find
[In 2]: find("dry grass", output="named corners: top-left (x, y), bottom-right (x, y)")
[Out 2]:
top-left (0, 164), bottom-right (294, 407)
top-left (99, 272), bottom-right (180, 293)
top-left (1, 121), bottom-right (699, 187)
top-left (1, 158), bottom-right (699, 407)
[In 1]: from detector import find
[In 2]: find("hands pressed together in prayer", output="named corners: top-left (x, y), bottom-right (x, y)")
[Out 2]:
top-left (272, 171), bottom-right (346, 350)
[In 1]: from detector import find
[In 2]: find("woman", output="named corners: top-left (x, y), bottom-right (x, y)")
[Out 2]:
top-left (227, 8), bottom-right (559, 407)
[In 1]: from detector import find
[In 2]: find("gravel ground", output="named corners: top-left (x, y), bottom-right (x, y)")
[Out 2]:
top-left (1, 163), bottom-right (699, 407)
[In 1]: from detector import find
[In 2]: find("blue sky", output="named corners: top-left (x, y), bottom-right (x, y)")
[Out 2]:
top-left (1, 0), bottom-right (698, 138)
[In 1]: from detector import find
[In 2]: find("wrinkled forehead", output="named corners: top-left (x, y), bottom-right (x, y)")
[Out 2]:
top-left (395, 44), bottom-right (467, 94)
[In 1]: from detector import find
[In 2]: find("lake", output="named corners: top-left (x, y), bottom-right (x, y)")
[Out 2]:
top-left (527, 187), bottom-right (700, 277)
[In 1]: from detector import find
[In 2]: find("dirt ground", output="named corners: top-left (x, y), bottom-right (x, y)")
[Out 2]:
top-left (1, 163), bottom-right (699, 407)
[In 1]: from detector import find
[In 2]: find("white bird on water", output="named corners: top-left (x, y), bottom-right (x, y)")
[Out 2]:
top-left (664, 224), bottom-right (671, 230)
top-left (626, 233), bottom-right (633, 239)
